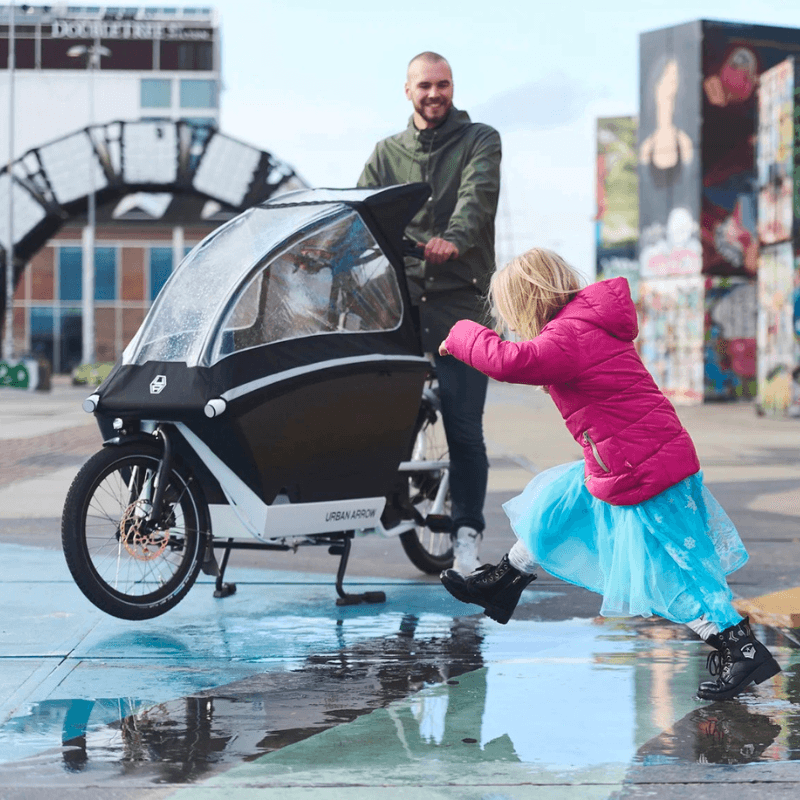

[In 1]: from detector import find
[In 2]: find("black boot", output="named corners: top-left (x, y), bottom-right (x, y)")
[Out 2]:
top-left (440, 555), bottom-right (536, 624)
top-left (697, 617), bottom-right (781, 701)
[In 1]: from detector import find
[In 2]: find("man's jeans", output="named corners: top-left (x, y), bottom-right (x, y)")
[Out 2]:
top-left (434, 353), bottom-right (489, 534)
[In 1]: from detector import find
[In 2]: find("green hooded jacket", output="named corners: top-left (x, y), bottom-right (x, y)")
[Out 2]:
top-left (358, 108), bottom-right (501, 351)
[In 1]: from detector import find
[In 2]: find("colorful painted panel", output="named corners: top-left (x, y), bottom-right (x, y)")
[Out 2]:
top-left (597, 248), bottom-right (640, 302)
top-left (757, 243), bottom-right (799, 414)
top-left (701, 21), bottom-right (800, 275)
top-left (704, 276), bottom-right (758, 400)
top-left (638, 277), bottom-right (704, 405)
top-left (757, 58), bottom-right (794, 245)
top-left (596, 117), bottom-right (638, 249)
top-left (639, 23), bottom-right (703, 278)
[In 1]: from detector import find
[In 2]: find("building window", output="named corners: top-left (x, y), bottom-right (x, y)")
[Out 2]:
top-left (150, 247), bottom-right (173, 301)
top-left (59, 247), bottom-right (82, 301)
top-left (60, 308), bottom-right (83, 374)
top-left (30, 307), bottom-right (54, 368)
top-left (141, 78), bottom-right (172, 108)
top-left (180, 79), bottom-right (216, 108)
top-left (94, 247), bottom-right (117, 301)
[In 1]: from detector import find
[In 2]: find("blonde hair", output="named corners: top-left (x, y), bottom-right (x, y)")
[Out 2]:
top-left (490, 248), bottom-right (583, 339)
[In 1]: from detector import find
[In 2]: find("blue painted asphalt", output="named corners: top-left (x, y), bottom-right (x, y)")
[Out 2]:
top-left (0, 539), bottom-right (798, 798)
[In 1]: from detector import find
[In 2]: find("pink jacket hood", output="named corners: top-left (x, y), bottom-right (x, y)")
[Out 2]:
top-left (444, 277), bottom-right (700, 505)
top-left (561, 275), bottom-right (639, 343)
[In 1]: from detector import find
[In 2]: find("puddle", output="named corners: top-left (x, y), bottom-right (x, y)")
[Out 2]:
top-left (0, 613), bottom-right (796, 788)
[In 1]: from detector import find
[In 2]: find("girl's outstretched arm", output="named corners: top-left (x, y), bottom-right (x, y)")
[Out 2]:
top-left (443, 319), bottom-right (581, 385)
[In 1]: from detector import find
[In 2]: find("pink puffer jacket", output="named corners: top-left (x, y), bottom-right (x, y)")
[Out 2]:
top-left (443, 276), bottom-right (700, 505)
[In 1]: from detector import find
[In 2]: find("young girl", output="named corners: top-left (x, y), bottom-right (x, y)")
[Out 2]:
top-left (438, 247), bottom-right (781, 702)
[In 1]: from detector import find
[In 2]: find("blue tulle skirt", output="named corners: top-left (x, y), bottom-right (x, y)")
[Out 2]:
top-left (503, 461), bottom-right (747, 627)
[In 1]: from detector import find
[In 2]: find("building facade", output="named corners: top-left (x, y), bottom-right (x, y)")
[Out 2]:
top-left (0, 5), bottom-right (225, 373)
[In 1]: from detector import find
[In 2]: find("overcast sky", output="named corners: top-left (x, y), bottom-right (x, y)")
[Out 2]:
top-left (205, 0), bottom-right (800, 280)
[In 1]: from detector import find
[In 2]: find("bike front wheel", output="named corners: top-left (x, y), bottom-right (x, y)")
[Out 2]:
top-left (62, 441), bottom-right (209, 620)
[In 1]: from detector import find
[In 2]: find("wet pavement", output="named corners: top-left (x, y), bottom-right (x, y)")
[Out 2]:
top-left (2, 379), bottom-right (800, 797)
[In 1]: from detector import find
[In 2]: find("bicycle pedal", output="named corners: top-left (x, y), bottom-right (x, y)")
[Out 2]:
top-left (425, 514), bottom-right (453, 532)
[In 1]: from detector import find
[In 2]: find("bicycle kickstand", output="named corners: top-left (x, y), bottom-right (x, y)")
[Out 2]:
top-left (330, 532), bottom-right (386, 606)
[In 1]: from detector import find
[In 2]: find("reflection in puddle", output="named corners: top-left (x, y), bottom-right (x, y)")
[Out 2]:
top-left (635, 703), bottom-right (782, 765)
top-left (0, 614), bottom-right (485, 783)
top-left (0, 615), bottom-right (796, 785)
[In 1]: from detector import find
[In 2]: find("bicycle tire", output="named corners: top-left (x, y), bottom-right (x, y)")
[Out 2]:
top-left (399, 396), bottom-right (454, 574)
top-left (61, 441), bottom-right (208, 620)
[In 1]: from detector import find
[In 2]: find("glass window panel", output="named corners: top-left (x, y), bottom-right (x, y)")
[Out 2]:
top-left (29, 307), bottom-right (54, 368)
top-left (122, 121), bottom-right (179, 184)
top-left (37, 131), bottom-right (107, 205)
top-left (180, 78), bottom-right (216, 108)
top-left (94, 247), bottom-right (117, 301)
top-left (150, 247), bottom-right (173, 301)
top-left (141, 78), bottom-right (171, 108)
top-left (60, 308), bottom-right (83, 373)
top-left (59, 247), bottom-right (82, 301)
top-left (193, 133), bottom-right (260, 207)
top-left (214, 212), bottom-right (402, 361)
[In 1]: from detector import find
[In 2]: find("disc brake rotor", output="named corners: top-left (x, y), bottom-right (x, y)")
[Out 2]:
top-left (119, 500), bottom-right (170, 561)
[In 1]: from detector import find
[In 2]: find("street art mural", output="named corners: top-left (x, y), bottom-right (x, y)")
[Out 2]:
top-left (597, 117), bottom-right (639, 249)
top-left (596, 117), bottom-right (639, 299)
top-left (702, 39), bottom-right (760, 276)
top-left (757, 58), bottom-right (795, 246)
top-left (756, 243), bottom-right (799, 414)
top-left (638, 277), bottom-right (704, 404)
top-left (704, 276), bottom-right (758, 400)
top-left (702, 23), bottom-right (800, 276)
top-left (639, 23), bottom-right (702, 279)
top-left (755, 58), bottom-right (800, 414)
top-left (637, 20), bottom-right (800, 404)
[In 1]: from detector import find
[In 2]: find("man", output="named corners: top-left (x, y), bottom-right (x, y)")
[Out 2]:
top-left (358, 51), bottom-right (502, 573)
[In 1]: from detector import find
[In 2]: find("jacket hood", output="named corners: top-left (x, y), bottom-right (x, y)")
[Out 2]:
top-left (554, 276), bottom-right (638, 342)
top-left (401, 107), bottom-right (472, 150)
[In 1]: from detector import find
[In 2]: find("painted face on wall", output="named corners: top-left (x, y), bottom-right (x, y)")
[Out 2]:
top-left (704, 47), bottom-right (758, 107)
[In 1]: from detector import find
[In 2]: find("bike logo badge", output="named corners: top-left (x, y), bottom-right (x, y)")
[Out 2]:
top-left (150, 375), bottom-right (167, 395)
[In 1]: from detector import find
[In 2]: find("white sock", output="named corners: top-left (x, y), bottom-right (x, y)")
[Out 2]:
top-left (508, 540), bottom-right (537, 575)
top-left (686, 615), bottom-right (721, 641)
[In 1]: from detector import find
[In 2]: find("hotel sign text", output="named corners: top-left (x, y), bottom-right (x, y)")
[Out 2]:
top-left (51, 21), bottom-right (212, 41)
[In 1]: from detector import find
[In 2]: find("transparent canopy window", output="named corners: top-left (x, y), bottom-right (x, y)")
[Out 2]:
top-left (123, 204), bottom-right (403, 369)
top-left (212, 212), bottom-right (402, 362)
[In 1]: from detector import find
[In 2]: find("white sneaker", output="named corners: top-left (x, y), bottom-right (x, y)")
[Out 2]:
top-left (452, 526), bottom-right (483, 574)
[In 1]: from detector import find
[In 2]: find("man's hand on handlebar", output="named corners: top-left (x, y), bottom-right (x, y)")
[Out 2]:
top-left (401, 237), bottom-right (459, 265)
top-left (424, 237), bottom-right (459, 265)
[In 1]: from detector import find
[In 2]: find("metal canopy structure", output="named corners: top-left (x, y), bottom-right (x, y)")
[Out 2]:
top-left (0, 119), bottom-right (307, 319)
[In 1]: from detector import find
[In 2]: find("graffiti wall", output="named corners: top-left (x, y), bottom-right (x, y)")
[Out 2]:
top-left (597, 116), bottom-right (638, 249)
top-left (757, 58), bottom-right (794, 245)
top-left (639, 22), bottom-right (703, 279)
top-left (702, 22), bottom-right (800, 276)
top-left (637, 21), bottom-right (800, 404)
top-left (704, 276), bottom-right (758, 400)
top-left (755, 57), bottom-right (800, 414)
top-left (757, 243), bottom-right (799, 414)
top-left (596, 117), bottom-right (640, 299)
top-left (638, 277), bottom-right (704, 404)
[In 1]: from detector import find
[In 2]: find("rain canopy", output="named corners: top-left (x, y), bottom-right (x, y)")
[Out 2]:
top-left (122, 200), bottom-right (404, 369)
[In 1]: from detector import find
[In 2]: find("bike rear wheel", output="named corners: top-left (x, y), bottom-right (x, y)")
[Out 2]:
top-left (62, 441), bottom-right (208, 620)
top-left (399, 394), bottom-right (454, 574)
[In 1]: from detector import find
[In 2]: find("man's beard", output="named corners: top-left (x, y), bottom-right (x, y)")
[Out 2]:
top-left (417, 100), bottom-right (450, 124)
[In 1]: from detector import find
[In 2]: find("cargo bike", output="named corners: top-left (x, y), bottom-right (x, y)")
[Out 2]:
top-left (61, 184), bottom-right (455, 619)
